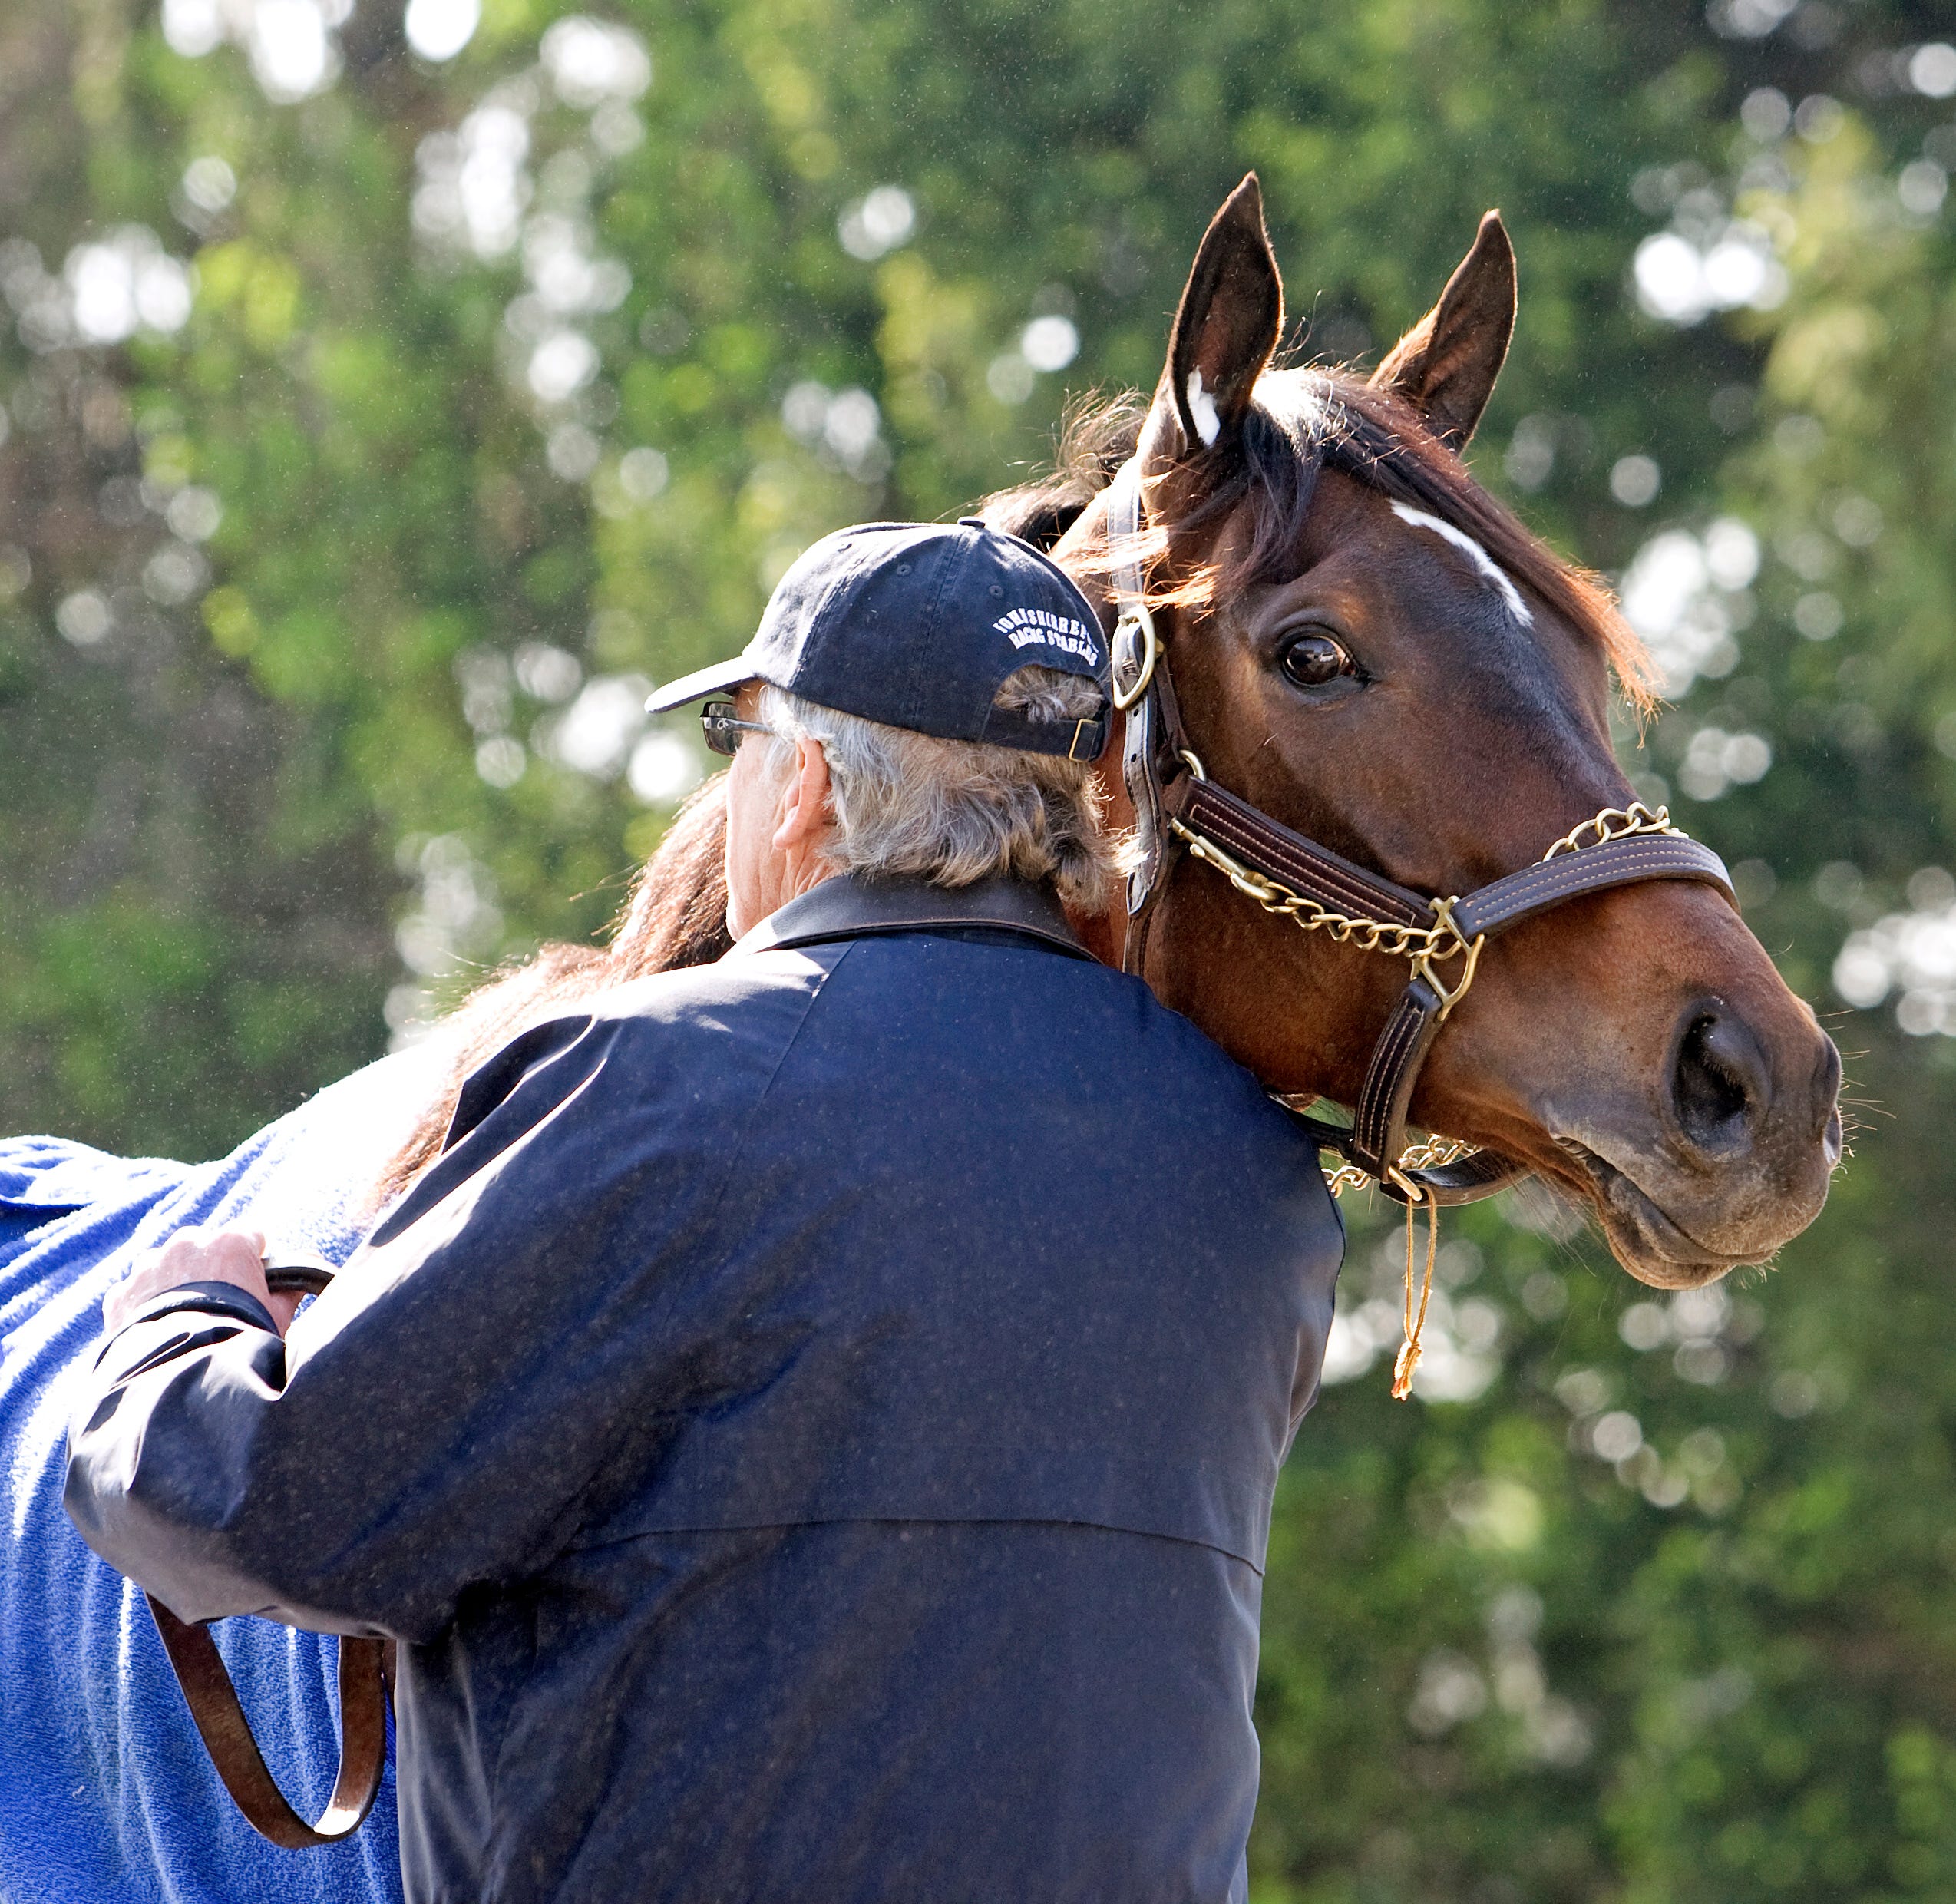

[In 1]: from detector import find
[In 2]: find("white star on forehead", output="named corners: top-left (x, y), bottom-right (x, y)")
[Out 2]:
top-left (1389, 501), bottom-right (1533, 627)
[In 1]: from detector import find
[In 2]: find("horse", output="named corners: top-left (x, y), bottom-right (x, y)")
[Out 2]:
top-left (382, 176), bottom-right (1841, 1289)
top-left (0, 175), bottom-right (1839, 1903)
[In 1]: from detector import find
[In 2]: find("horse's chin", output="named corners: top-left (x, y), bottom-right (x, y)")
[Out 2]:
top-left (1551, 1139), bottom-right (1765, 1291)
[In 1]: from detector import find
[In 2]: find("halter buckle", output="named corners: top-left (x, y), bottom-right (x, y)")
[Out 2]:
top-left (1412, 897), bottom-right (1485, 1020)
top-left (1110, 602), bottom-right (1158, 712)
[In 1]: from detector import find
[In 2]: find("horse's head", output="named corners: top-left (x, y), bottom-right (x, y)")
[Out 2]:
top-left (1051, 177), bottom-right (1841, 1289)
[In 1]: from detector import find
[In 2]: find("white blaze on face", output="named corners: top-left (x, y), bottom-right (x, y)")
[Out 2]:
top-left (1389, 501), bottom-right (1533, 626)
top-left (1185, 370), bottom-right (1221, 447)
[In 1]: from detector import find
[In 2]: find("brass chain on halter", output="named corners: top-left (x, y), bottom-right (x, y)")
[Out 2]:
top-left (1197, 794), bottom-right (1683, 1399)
top-left (1165, 751), bottom-right (1490, 1019)
top-left (1539, 801), bottom-right (1681, 861)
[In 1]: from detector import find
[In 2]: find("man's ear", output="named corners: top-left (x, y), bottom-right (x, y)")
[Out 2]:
top-left (773, 732), bottom-right (832, 854)
top-left (1152, 174), bottom-right (1285, 464)
top-left (1370, 211), bottom-right (1516, 451)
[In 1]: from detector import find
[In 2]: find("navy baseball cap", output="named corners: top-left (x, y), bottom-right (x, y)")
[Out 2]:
top-left (645, 517), bottom-right (1110, 761)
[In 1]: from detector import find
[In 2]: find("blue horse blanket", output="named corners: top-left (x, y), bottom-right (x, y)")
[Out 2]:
top-left (0, 1056), bottom-right (422, 1904)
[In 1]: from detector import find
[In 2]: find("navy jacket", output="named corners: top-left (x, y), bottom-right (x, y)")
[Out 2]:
top-left (67, 875), bottom-right (1343, 1904)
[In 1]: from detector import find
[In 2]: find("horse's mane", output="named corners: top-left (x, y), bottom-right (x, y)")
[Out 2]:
top-left (374, 369), bottom-right (1649, 1204)
top-left (373, 778), bottom-right (732, 1201)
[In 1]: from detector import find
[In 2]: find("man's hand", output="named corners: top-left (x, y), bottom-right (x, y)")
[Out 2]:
top-left (104, 1227), bottom-right (303, 1338)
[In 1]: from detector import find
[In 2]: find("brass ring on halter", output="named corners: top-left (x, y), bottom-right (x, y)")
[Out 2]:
top-left (1386, 1163), bottom-right (1426, 1204)
top-left (1110, 603), bottom-right (1159, 712)
top-left (1176, 748), bottom-right (1207, 781)
top-left (1411, 896), bottom-right (1486, 1020)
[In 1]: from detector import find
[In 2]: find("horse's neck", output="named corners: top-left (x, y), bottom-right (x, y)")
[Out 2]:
top-left (1050, 503), bottom-right (1143, 972)
top-left (1068, 893), bottom-right (1128, 970)
top-left (1070, 706), bottom-right (1138, 970)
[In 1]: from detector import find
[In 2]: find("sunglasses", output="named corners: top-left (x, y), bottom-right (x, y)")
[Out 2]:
top-left (699, 699), bottom-right (781, 758)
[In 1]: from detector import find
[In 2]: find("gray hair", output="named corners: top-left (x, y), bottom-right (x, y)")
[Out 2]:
top-left (757, 666), bottom-right (1117, 909)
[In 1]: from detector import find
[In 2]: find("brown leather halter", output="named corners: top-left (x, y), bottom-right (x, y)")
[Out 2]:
top-left (1103, 455), bottom-right (1736, 1205)
top-left (145, 1260), bottom-right (392, 1849)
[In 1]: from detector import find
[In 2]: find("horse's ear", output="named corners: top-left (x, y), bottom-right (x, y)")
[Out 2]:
top-left (1371, 211), bottom-right (1515, 450)
top-left (1157, 174), bottom-right (1284, 459)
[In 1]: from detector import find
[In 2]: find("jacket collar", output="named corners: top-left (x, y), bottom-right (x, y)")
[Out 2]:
top-left (730, 874), bottom-right (1091, 961)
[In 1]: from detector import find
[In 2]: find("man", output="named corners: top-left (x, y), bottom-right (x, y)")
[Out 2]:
top-left (68, 517), bottom-right (1343, 1904)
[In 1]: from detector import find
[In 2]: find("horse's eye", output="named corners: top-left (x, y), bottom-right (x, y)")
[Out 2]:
top-left (1279, 633), bottom-right (1354, 689)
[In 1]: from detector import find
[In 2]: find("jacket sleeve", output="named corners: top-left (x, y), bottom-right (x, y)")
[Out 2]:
top-left (64, 977), bottom-right (814, 1643)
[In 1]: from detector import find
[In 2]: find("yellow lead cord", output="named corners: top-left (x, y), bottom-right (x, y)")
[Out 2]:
top-left (1390, 1190), bottom-right (1439, 1400)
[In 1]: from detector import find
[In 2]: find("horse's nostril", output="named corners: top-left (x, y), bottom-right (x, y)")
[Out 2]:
top-left (1671, 1009), bottom-right (1771, 1155)
top-left (1815, 1036), bottom-right (1844, 1146)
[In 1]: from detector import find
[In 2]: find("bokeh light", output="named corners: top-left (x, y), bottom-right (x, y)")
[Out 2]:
top-left (405, 0), bottom-right (480, 63)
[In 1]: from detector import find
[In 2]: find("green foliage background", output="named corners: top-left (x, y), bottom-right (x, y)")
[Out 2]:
top-left (5, 1), bottom-right (1956, 1896)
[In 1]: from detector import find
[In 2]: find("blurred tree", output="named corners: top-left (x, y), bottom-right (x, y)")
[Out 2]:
top-left (4, 1), bottom-right (1956, 1898)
